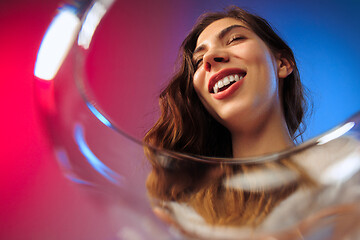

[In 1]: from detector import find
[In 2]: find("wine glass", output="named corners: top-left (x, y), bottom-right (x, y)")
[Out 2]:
top-left (34, 0), bottom-right (360, 239)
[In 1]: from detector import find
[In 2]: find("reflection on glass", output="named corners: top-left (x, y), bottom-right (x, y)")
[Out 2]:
top-left (34, 7), bottom-right (80, 80)
top-left (34, 0), bottom-right (360, 239)
top-left (74, 123), bottom-right (124, 185)
top-left (145, 135), bottom-right (360, 239)
top-left (78, 1), bottom-right (110, 49)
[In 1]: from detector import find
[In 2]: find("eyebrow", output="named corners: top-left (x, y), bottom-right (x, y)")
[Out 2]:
top-left (193, 24), bottom-right (248, 56)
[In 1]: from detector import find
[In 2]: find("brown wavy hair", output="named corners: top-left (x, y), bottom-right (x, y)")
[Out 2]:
top-left (144, 6), bottom-right (313, 229)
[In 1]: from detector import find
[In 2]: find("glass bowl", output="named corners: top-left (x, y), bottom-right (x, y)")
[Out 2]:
top-left (34, 0), bottom-right (360, 239)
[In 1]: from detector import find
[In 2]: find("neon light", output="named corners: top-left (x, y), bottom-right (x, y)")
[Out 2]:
top-left (74, 123), bottom-right (123, 185)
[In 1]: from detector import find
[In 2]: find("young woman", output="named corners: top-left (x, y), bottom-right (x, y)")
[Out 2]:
top-left (143, 6), bottom-right (324, 239)
top-left (144, 6), bottom-right (308, 160)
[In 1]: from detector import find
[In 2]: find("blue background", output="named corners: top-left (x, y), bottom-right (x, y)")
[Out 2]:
top-left (174, 0), bottom-right (360, 140)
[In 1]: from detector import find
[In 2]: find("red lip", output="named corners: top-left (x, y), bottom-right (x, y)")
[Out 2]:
top-left (208, 68), bottom-right (247, 93)
top-left (212, 79), bottom-right (245, 100)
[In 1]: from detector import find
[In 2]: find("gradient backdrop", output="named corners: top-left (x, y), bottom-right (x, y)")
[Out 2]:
top-left (0, 0), bottom-right (359, 239)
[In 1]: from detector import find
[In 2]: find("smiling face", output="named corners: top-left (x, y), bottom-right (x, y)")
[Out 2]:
top-left (193, 18), bottom-right (289, 134)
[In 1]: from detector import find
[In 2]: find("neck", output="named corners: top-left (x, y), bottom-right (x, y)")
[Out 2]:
top-left (231, 105), bottom-right (294, 158)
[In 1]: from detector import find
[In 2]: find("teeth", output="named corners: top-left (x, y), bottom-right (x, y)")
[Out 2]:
top-left (217, 81), bottom-right (224, 88)
top-left (214, 84), bottom-right (219, 94)
top-left (234, 74), bottom-right (239, 82)
top-left (229, 75), bottom-right (235, 82)
top-left (213, 74), bottom-right (244, 94)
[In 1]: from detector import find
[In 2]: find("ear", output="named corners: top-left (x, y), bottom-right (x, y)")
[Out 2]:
top-left (276, 55), bottom-right (294, 79)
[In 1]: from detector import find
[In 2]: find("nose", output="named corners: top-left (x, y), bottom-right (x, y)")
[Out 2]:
top-left (203, 49), bottom-right (229, 72)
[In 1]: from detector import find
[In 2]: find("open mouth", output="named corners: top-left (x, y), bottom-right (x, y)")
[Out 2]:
top-left (209, 72), bottom-right (246, 94)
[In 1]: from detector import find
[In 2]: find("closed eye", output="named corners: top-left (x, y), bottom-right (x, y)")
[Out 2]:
top-left (228, 35), bottom-right (246, 45)
top-left (194, 58), bottom-right (203, 69)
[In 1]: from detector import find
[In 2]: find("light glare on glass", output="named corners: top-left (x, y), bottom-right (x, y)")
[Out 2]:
top-left (34, 9), bottom-right (80, 80)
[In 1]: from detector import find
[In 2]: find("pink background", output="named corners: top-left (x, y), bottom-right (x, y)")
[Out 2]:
top-left (0, 0), bottom-right (115, 239)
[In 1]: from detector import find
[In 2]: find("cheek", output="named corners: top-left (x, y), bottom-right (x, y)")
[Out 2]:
top-left (251, 48), bottom-right (279, 90)
top-left (193, 71), bottom-right (205, 94)
top-left (245, 41), bottom-right (274, 68)
top-left (251, 49), bottom-right (272, 69)
top-left (193, 71), bottom-right (207, 110)
top-left (262, 53), bottom-right (279, 92)
top-left (193, 71), bottom-right (219, 119)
